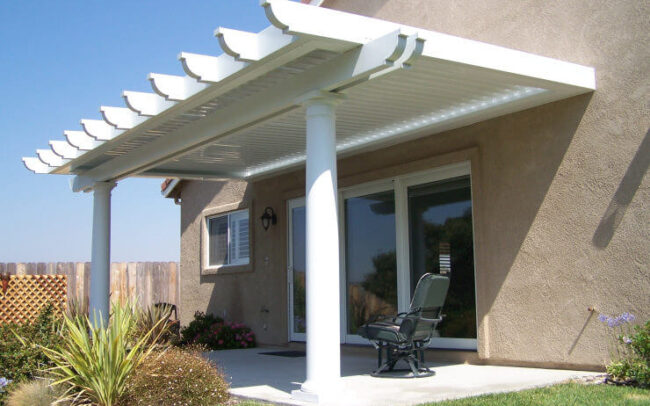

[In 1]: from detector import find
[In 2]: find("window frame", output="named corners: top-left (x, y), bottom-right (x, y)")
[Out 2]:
top-left (202, 205), bottom-right (252, 275)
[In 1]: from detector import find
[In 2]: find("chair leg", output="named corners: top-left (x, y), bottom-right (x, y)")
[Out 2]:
top-left (407, 356), bottom-right (420, 377)
top-left (386, 347), bottom-right (393, 371)
top-left (371, 345), bottom-right (435, 378)
top-left (377, 346), bottom-right (383, 368)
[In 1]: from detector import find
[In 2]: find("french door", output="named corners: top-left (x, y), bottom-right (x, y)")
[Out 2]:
top-left (288, 162), bottom-right (477, 349)
top-left (287, 198), bottom-right (307, 342)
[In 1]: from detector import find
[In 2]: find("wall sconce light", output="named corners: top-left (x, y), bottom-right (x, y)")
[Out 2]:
top-left (260, 207), bottom-right (277, 231)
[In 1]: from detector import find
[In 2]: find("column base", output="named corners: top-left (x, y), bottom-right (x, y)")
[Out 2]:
top-left (291, 388), bottom-right (320, 403)
top-left (291, 379), bottom-right (342, 404)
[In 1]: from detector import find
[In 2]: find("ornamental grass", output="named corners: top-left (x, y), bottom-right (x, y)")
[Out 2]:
top-left (122, 346), bottom-right (230, 405)
top-left (36, 302), bottom-right (164, 406)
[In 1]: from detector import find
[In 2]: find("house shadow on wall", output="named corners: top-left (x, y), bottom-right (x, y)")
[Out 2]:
top-left (592, 128), bottom-right (650, 248)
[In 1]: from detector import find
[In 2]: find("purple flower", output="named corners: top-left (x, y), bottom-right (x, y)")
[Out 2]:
top-left (621, 312), bottom-right (635, 323)
top-left (0, 377), bottom-right (11, 392)
top-left (622, 336), bottom-right (633, 345)
top-left (600, 312), bottom-right (636, 328)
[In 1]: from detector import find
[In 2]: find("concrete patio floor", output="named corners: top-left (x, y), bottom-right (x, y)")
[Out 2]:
top-left (205, 347), bottom-right (601, 406)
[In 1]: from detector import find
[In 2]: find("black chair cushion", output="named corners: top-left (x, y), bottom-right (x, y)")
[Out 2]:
top-left (358, 320), bottom-right (407, 344)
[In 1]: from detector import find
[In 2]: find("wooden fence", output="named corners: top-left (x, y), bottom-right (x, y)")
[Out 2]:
top-left (0, 262), bottom-right (179, 311)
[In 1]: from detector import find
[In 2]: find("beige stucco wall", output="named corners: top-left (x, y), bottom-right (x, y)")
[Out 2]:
top-left (178, 0), bottom-right (649, 370)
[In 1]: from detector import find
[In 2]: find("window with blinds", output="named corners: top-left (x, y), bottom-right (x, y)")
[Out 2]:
top-left (207, 209), bottom-right (250, 267)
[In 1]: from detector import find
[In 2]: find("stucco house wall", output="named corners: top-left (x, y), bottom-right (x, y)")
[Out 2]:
top-left (177, 0), bottom-right (649, 370)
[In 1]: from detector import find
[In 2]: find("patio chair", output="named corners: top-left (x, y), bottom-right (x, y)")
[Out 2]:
top-left (358, 273), bottom-right (450, 377)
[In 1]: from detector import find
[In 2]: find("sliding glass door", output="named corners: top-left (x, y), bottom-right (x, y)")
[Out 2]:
top-left (342, 186), bottom-right (397, 342)
top-left (287, 162), bottom-right (477, 349)
top-left (287, 198), bottom-right (306, 341)
top-left (407, 175), bottom-right (476, 346)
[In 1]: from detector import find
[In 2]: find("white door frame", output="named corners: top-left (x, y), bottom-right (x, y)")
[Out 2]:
top-left (397, 162), bottom-right (477, 350)
top-left (339, 179), bottom-right (394, 344)
top-left (287, 197), bottom-right (306, 342)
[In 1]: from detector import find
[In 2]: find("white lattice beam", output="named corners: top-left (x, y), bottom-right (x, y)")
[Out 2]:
top-left (100, 106), bottom-right (147, 129)
top-left (75, 29), bottom-right (413, 182)
top-left (37, 149), bottom-right (68, 167)
top-left (81, 119), bottom-right (122, 141)
top-left (50, 140), bottom-right (83, 159)
top-left (65, 130), bottom-right (103, 150)
top-left (22, 157), bottom-right (52, 174)
top-left (123, 91), bottom-right (176, 116)
top-left (179, 52), bottom-right (247, 84)
top-left (261, 0), bottom-right (399, 44)
top-left (148, 73), bottom-right (210, 101)
top-left (216, 25), bottom-right (294, 62)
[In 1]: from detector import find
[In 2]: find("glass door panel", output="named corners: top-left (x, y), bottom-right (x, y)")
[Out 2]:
top-left (408, 176), bottom-right (476, 339)
top-left (289, 203), bottom-right (306, 340)
top-left (344, 190), bottom-right (397, 335)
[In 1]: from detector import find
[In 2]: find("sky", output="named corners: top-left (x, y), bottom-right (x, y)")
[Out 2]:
top-left (0, 1), bottom-right (271, 262)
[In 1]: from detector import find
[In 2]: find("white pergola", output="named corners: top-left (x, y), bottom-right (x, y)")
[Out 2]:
top-left (24, 1), bottom-right (595, 402)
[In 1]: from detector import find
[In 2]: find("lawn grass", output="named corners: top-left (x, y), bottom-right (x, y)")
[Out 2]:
top-left (421, 383), bottom-right (650, 405)
top-left (226, 383), bottom-right (650, 406)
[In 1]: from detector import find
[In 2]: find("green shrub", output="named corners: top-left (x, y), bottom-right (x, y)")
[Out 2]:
top-left (180, 311), bottom-right (224, 344)
top-left (5, 379), bottom-right (58, 406)
top-left (600, 313), bottom-right (650, 387)
top-left (181, 312), bottom-right (256, 350)
top-left (132, 304), bottom-right (177, 347)
top-left (64, 297), bottom-right (88, 324)
top-left (607, 320), bottom-right (650, 386)
top-left (0, 303), bottom-right (63, 383)
top-left (123, 346), bottom-right (230, 405)
top-left (0, 377), bottom-right (13, 405)
top-left (40, 302), bottom-right (163, 406)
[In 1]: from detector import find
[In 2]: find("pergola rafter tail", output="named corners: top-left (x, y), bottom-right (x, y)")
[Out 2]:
top-left (37, 149), bottom-right (68, 167)
top-left (122, 91), bottom-right (176, 116)
top-left (179, 52), bottom-right (247, 84)
top-left (65, 130), bottom-right (101, 151)
top-left (22, 157), bottom-right (51, 174)
top-left (50, 140), bottom-right (83, 160)
top-left (216, 26), bottom-right (295, 63)
top-left (100, 106), bottom-right (147, 130)
top-left (80, 119), bottom-right (122, 141)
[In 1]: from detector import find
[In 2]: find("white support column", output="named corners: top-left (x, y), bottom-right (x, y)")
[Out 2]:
top-left (292, 92), bottom-right (344, 404)
top-left (90, 181), bottom-right (116, 326)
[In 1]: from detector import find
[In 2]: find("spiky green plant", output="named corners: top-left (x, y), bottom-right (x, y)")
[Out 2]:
top-left (132, 304), bottom-right (175, 347)
top-left (38, 302), bottom-right (164, 406)
top-left (65, 297), bottom-right (89, 324)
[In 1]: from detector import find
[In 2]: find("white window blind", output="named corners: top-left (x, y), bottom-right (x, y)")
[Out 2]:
top-left (207, 209), bottom-right (249, 267)
top-left (229, 210), bottom-right (249, 265)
